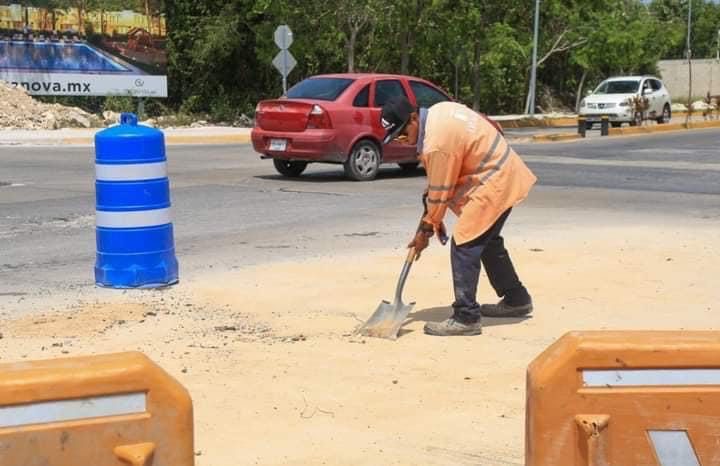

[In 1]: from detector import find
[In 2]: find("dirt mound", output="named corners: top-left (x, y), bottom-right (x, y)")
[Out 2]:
top-left (0, 81), bottom-right (103, 130)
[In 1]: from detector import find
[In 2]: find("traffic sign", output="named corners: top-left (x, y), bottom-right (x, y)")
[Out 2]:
top-left (274, 25), bottom-right (293, 50)
top-left (273, 50), bottom-right (297, 78)
top-left (273, 25), bottom-right (295, 94)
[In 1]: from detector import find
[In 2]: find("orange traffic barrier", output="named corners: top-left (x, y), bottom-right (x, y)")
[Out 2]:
top-left (526, 331), bottom-right (720, 466)
top-left (0, 352), bottom-right (193, 466)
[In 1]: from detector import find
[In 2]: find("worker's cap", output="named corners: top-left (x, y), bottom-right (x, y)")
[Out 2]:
top-left (381, 96), bottom-right (416, 144)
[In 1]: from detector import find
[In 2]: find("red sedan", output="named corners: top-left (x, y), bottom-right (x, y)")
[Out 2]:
top-left (251, 73), bottom-right (452, 181)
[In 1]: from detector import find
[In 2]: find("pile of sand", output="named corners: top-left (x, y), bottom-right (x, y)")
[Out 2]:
top-left (0, 81), bottom-right (103, 129)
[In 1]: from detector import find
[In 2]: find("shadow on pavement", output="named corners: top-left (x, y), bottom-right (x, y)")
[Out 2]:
top-left (405, 305), bottom-right (531, 328)
top-left (255, 166), bottom-right (425, 183)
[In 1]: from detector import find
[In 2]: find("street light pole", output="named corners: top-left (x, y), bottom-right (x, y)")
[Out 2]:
top-left (527, 0), bottom-right (540, 116)
top-left (685, 0), bottom-right (693, 125)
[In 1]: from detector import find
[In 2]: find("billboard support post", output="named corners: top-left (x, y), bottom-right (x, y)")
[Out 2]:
top-left (137, 98), bottom-right (145, 121)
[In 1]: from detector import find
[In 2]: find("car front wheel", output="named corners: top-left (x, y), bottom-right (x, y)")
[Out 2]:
top-left (273, 159), bottom-right (308, 177)
top-left (657, 104), bottom-right (671, 124)
top-left (344, 140), bottom-right (380, 181)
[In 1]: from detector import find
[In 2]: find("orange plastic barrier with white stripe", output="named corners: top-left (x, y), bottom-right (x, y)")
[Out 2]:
top-left (0, 352), bottom-right (193, 466)
top-left (526, 331), bottom-right (720, 466)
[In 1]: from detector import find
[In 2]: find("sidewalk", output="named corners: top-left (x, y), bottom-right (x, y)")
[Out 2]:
top-left (0, 126), bottom-right (252, 146)
top-left (1, 114), bottom-right (715, 146)
top-left (0, 122), bottom-right (545, 146)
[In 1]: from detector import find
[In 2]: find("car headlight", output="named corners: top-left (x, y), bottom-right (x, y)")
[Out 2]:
top-left (580, 99), bottom-right (586, 108)
top-left (587, 103), bottom-right (597, 109)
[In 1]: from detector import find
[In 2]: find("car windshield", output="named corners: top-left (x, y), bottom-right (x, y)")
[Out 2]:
top-left (594, 80), bottom-right (640, 94)
top-left (286, 78), bottom-right (355, 101)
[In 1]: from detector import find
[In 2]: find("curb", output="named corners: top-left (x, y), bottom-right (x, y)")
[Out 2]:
top-left (166, 134), bottom-right (252, 145)
top-left (499, 117), bottom-right (576, 129)
top-left (498, 112), bottom-right (705, 129)
top-left (609, 120), bottom-right (720, 136)
top-left (0, 133), bottom-right (253, 146)
top-left (532, 132), bottom-right (582, 142)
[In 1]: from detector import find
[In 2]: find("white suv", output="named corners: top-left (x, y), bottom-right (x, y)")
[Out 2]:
top-left (579, 76), bottom-right (672, 128)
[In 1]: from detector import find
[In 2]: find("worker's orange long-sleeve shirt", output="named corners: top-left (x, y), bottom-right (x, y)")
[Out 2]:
top-left (419, 102), bottom-right (537, 245)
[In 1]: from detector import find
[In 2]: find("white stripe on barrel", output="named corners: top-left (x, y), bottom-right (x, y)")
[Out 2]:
top-left (96, 208), bottom-right (172, 228)
top-left (96, 162), bottom-right (168, 181)
top-left (583, 369), bottom-right (720, 387)
top-left (0, 392), bottom-right (146, 428)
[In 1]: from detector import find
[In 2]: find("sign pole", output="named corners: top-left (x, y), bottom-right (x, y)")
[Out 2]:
top-left (273, 25), bottom-right (296, 96)
top-left (282, 50), bottom-right (288, 95)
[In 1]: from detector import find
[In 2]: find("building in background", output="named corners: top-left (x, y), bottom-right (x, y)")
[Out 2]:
top-left (658, 59), bottom-right (720, 100)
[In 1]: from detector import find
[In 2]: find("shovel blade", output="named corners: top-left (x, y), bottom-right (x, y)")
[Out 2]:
top-left (357, 299), bottom-right (415, 340)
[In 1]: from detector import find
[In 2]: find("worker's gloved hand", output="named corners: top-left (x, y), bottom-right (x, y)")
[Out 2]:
top-left (408, 222), bottom-right (434, 260)
top-left (437, 222), bottom-right (448, 245)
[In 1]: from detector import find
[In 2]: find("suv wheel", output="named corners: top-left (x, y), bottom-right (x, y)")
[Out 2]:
top-left (273, 159), bottom-right (308, 177)
top-left (657, 104), bottom-right (671, 124)
top-left (344, 140), bottom-right (380, 181)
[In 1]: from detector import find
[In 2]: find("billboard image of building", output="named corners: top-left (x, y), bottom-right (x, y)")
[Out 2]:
top-left (0, 1), bottom-right (167, 97)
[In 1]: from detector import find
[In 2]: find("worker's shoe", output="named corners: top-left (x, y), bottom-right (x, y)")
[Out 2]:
top-left (479, 298), bottom-right (533, 318)
top-left (424, 317), bottom-right (482, 336)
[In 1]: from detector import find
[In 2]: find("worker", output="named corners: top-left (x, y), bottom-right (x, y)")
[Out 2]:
top-left (381, 96), bottom-right (537, 336)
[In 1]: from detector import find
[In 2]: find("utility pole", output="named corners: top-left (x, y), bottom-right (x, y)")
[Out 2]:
top-left (716, 29), bottom-right (720, 94)
top-left (686, 0), bottom-right (693, 125)
top-left (527, 0), bottom-right (541, 116)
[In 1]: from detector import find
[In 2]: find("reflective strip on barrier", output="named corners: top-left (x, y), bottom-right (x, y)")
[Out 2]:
top-left (0, 352), bottom-right (193, 466)
top-left (96, 208), bottom-right (172, 228)
top-left (583, 369), bottom-right (720, 387)
top-left (0, 392), bottom-right (146, 428)
top-left (95, 162), bottom-right (168, 181)
top-left (649, 431), bottom-right (701, 466)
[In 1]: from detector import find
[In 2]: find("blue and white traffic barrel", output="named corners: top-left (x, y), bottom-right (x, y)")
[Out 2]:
top-left (94, 113), bottom-right (179, 288)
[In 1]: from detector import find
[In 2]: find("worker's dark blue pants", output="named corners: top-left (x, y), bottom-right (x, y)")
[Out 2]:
top-left (450, 208), bottom-right (530, 323)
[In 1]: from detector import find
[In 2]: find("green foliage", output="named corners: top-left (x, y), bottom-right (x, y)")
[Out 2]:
top-left (25, 0), bottom-right (715, 117)
top-left (102, 95), bottom-right (135, 113)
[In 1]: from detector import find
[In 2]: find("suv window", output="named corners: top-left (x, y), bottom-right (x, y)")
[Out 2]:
top-left (651, 79), bottom-right (662, 91)
top-left (641, 80), bottom-right (653, 94)
top-left (595, 80), bottom-right (640, 94)
top-left (374, 80), bottom-right (408, 107)
top-left (287, 78), bottom-right (354, 101)
top-left (353, 84), bottom-right (369, 107)
top-left (410, 81), bottom-right (449, 108)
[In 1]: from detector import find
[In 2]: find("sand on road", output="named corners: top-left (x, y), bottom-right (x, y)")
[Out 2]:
top-left (0, 213), bottom-right (718, 465)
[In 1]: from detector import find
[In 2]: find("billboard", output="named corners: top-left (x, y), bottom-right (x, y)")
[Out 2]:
top-left (0, 1), bottom-right (166, 97)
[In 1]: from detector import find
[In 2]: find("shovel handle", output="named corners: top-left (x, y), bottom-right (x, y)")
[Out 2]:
top-left (405, 246), bottom-right (417, 264)
top-left (394, 247), bottom-right (416, 302)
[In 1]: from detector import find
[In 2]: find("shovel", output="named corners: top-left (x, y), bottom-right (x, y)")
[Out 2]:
top-left (357, 247), bottom-right (417, 340)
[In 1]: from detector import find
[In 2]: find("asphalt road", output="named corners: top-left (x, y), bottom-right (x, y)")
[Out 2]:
top-left (1, 128), bottom-right (719, 298)
top-left (515, 128), bottom-right (720, 195)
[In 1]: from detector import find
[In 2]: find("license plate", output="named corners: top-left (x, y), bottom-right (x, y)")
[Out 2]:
top-left (269, 139), bottom-right (287, 151)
